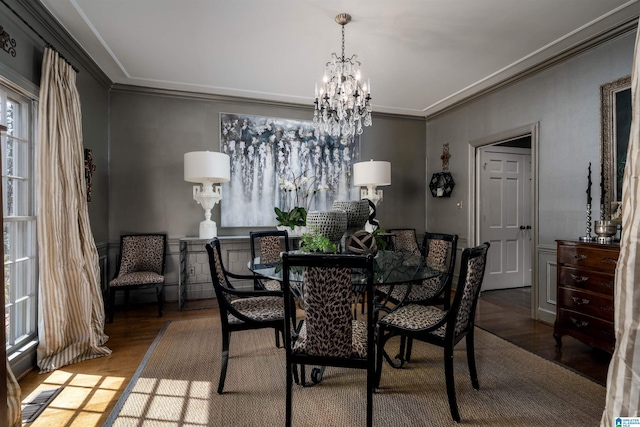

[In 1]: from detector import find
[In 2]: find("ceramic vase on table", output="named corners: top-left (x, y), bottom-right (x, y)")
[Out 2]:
top-left (332, 200), bottom-right (370, 231)
top-left (306, 210), bottom-right (348, 245)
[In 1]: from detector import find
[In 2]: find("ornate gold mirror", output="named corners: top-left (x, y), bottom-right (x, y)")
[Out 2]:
top-left (600, 75), bottom-right (631, 220)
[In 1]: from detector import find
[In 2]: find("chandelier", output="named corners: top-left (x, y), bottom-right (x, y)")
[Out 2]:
top-left (313, 13), bottom-right (372, 142)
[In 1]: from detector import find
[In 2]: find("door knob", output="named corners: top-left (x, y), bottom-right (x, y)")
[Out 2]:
top-left (519, 226), bottom-right (526, 230)
top-left (526, 225), bottom-right (531, 230)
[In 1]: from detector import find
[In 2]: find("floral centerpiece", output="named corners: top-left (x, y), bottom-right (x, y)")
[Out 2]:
top-left (275, 169), bottom-right (330, 236)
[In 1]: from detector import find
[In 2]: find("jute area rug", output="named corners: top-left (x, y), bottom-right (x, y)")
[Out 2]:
top-left (105, 317), bottom-right (605, 427)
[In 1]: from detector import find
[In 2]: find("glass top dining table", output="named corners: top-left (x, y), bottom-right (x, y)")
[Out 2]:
top-left (249, 250), bottom-right (442, 286)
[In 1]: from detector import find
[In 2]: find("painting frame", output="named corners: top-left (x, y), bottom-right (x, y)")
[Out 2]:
top-left (600, 75), bottom-right (631, 220)
top-left (219, 113), bottom-right (360, 228)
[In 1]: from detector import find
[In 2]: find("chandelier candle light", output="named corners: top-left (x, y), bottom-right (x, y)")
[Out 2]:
top-left (313, 13), bottom-right (372, 140)
top-left (184, 151), bottom-right (230, 239)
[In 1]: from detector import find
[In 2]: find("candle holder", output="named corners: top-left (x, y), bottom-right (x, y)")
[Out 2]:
top-left (579, 204), bottom-right (595, 242)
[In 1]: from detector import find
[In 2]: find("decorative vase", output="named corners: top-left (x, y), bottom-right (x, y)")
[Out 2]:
top-left (306, 210), bottom-right (348, 244)
top-left (276, 225), bottom-right (306, 238)
top-left (332, 200), bottom-right (369, 230)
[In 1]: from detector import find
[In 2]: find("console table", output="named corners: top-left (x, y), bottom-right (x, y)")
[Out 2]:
top-left (554, 240), bottom-right (618, 353)
top-left (178, 236), bottom-right (252, 310)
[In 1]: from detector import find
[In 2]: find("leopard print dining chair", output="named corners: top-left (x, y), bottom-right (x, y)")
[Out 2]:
top-left (375, 242), bottom-right (490, 423)
top-left (249, 230), bottom-right (290, 292)
top-left (206, 238), bottom-right (285, 394)
top-left (282, 252), bottom-right (376, 427)
top-left (108, 234), bottom-right (166, 323)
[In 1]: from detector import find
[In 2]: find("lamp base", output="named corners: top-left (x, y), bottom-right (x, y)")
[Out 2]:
top-left (199, 219), bottom-right (218, 239)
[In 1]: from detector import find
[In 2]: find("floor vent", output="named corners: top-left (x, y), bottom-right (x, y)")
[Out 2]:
top-left (21, 387), bottom-right (62, 424)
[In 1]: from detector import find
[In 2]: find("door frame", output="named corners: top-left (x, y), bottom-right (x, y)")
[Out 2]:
top-left (467, 122), bottom-right (539, 318)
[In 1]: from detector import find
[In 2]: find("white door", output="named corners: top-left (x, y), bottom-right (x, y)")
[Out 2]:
top-left (479, 146), bottom-right (532, 290)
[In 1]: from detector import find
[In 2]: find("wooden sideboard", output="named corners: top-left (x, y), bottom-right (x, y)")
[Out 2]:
top-left (554, 240), bottom-right (619, 353)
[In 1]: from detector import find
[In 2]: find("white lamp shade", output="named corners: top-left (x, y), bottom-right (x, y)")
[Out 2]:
top-left (353, 160), bottom-right (391, 186)
top-left (184, 151), bottom-right (230, 183)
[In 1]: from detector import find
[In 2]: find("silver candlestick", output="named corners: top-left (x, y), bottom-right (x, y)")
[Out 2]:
top-left (579, 204), bottom-right (594, 242)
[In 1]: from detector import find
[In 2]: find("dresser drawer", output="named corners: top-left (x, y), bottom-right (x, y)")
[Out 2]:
top-left (557, 287), bottom-right (614, 321)
top-left (557, 244), bottom-right (619, 273)
top-left (558, 266), bottom-right (614, 295)
top-left (556, 308), bottom-right (615, 352)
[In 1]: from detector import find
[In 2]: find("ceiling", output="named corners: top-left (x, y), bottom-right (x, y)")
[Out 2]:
top-left (40, 0), bottom-right (640, 117)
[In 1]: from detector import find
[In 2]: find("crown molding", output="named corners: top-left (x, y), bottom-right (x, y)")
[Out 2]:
top-left (110, 84), bottom-right (425, 122)
top-left (427, 16), bottom-right (639, 120)
top-left (13, 0), bottom-right (111, 88)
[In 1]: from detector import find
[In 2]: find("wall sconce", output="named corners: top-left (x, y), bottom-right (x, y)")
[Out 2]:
top-left (184, 151), bottom-right (230, 238)
top-left (353, 159), bottom-right (391, 231)
top-left (429, 172), bottom-right (455, 198)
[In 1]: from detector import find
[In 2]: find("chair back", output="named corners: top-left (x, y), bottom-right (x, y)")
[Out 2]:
top-left (422, 232), bottom-right (458, 304)
top-left (250, 230), bottom-right (290, 265)
top-left (205, 238), bottom-right (233, 301)
top-left (448, 242), bottom-right (490, 338)
top-left (389, 229), bottom-right (420, 255)
top-left (117, 234), bottom-right (166, 275)
top-left (282, 253), bottom-right (374, 359)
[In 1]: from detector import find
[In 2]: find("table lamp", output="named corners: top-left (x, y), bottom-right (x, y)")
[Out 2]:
top-left (184, 151), bottom-right (230, 238)
top-left (353, 159), bottom-right (391, 232)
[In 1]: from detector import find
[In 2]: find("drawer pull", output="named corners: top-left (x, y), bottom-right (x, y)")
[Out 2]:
top-left (602, 258), bottom-right (618, 266)
top-left (570, 274), bottom-right (588, 283)
top-left (574, 254), bottom-right (587, 261)
top-left (570, 318), bottom-right (589, 328)
top-left (571, 297), bottom-right (590, 305)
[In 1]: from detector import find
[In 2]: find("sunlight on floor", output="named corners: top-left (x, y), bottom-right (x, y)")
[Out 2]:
top-left (22, 370), bottom-right (126, 426)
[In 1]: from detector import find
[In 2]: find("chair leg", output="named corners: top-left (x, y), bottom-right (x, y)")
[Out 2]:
top-left (108, 288), bottom-right (116, 323)
top-left (157, 285), bottom-right (164, 317)
top-left (367, 363), bottom-right (373, 427)
top-left (274, 329), bottom-right (280, 348)
top-left (466, 330), bottom-right (479, 390)
top-left (375, 325), bottom-right (385, 388)
top-left (444, 343), bottom-right (460, 422)
top-left (405, 337), bottom-right (414, 362)
top-left (286, 359), bottom-right (293, 427)
top-left (218, 330), bottom-right (231, 394)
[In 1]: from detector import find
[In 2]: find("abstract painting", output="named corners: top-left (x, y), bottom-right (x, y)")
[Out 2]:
top-left (220, 113), bottom-right (359, 227)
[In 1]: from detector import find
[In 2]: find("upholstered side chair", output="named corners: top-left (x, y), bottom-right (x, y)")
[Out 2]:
top-left (108, 233), bottom-right (167, 323)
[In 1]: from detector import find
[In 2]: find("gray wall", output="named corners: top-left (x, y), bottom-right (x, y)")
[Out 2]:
top-left (426, 29), bottom-right (636, 322)
top-left (0, 0), bottom-right (111, 245)
top-left (109, 87), bottom-right (426, 300)
top-left (109, 88), bottom-right (426, 240)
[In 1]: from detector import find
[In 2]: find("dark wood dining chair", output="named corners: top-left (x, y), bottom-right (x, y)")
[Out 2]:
top-left (387, 228), bottom-right (421, 254)
top-left (376, 232), bottom-right (459, 363)
top-left (282, 252), bottom-right (376, 427)
top-left (249, 229), bottom-right (290, 291)
top-left (205, 238), bottom-right (285, 394)
top-left (376, 242), bottom-right (490, 422)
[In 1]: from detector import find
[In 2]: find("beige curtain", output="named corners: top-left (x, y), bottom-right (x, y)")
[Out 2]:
top-left (6, 360), bottom-right (20, 426)
top-left (36, 47), bottom-right (111, 373)
top-left (601, 21), bottom-right (640, 425)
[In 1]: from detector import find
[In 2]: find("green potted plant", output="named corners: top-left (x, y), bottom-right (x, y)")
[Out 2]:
top-left (274, 206), bottom-right (307, 229)
top-left (299, 229), bottom-right (337, 254)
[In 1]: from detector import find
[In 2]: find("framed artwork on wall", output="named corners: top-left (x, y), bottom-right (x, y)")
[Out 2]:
top-left (600, 75), bottom-right (631, 219)
top-left (219, 113), bottom-right (359, 227)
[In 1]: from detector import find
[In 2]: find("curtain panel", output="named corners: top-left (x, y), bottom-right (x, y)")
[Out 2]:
top-left (601, 19), bottom-right (640, 426)
top-left (35, 47), bottom-right (111, 373)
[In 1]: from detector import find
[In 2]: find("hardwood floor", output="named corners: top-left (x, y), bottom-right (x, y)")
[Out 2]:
top-left (17, 294), bottom-right (611, 426)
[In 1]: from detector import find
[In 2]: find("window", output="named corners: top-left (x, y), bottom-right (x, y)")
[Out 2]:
top-left (1, 82), bottom-right (37, 357)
